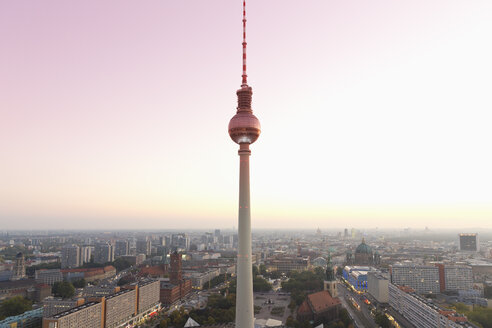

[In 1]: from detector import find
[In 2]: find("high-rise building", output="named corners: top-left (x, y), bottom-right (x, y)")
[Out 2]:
top-left (136, 238), bottom-right (151, 256)
top-left (228, 2), bottom-right (261, 327)
top-left (390, 263), bottom-right (440, 294)
top-left (459, 233), bottom-right (479, 252)
top-left (115, 240), bottom-right (130, 257)
top-left (93, 243), bottom-right (114, 264)
top-left (79, 246), bottom-right (92, 264)
top-left (61, 245), bottom-right (81, 269)
top-left (11, 252), bottom-right (26, 280)
top-left (171, 234), bottom-right (190, 250)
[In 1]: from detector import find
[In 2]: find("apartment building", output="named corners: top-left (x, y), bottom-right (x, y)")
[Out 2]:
top-left (390, 263), bottom-right (440, 294)
top-left (389, 284), bottom-right (477, 328)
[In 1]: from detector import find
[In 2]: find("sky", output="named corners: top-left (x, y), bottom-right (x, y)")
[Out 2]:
top-left (1, 0), bottom-right (491, 230)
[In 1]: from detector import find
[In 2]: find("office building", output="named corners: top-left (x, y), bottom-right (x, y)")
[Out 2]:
top-left (459, 233), bottom-right (479, 252)
top-left (390, 263), bottom-right (440, 294)
top-left (94, 243), bottom-right (114, 264)
top-left (136, 238), bottom-right (151, 256)
top-left (367, 272), bottom-right (389, 303)
top-left (61, 245), bottom-right (81, 269)
top-left (115, 240), bottom-right (130, 257)
top-left (171, 234), bottom-right (190, 250)
top-left (11, 252), bottom-right (26, 280)
top-left (443, 265), bottom-right (473, 292)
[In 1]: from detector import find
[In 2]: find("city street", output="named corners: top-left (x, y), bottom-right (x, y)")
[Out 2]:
top-left (337, 282), bottom-right (376, 328)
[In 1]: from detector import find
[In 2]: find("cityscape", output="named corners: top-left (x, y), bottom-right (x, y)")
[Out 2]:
top-left (0, 229), bottom-right (492, 328)
top-left (1, 1), bottom-right (492, 328)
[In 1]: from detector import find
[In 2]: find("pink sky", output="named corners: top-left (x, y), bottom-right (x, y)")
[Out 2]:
top-left (1, 0), bottom-right (491, 230)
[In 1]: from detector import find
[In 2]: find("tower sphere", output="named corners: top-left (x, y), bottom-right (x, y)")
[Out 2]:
top-left (228, 87), bottom-right (261, 144)
top-left (228, 112), bottom-right (261, 144)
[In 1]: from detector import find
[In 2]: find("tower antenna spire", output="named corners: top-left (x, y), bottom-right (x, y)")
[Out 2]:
top-left (241, 0), bottom-right (248, 87)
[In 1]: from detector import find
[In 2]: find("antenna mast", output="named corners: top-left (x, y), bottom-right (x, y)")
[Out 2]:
top-left (241, 0), bottom-right (248, 87)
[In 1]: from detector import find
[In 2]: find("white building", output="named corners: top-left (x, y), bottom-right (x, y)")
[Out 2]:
top-left (367, 271), bottom-right (389, 303)
top-left (389, 283), bottom-right (476, 328)
top-left (390, 263), bottom-right (440, 294)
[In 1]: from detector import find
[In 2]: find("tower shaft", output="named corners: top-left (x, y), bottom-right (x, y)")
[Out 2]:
top-left (236, 143), bottom-right (254, 328)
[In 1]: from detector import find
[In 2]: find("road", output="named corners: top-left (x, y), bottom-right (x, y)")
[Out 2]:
top-left (337, 282), bottom-right (376, 328)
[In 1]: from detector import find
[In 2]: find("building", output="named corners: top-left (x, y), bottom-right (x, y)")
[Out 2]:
top-left (61, 266), bottom-right (116, 283)
top-left (121, 254), bottom-right (146, 266)
top-left (61, 245), bottom-right (81, 269)
top-left (104, 289), bottom-right (137, 328)
top-left (0, 279), bottom-right (48, 302)
top-left (80, 246), bottom-right (92, 264)
top-left (42, 297), bottom-right (85, 317)
top-left (443, 265), bottom-right (473, 292)
top-left (133, 279), bottom-right (160, 314)
top-left (94, 243), bottom-right (114, 264)
top-left (343, 266), bottom-right (373, 292)
top-left (296, 290), bottom-right (341, 323)
top-left (11, 252), bottom-right (27, 280)
top-left (115, 240), bottom-right (130, 257)
top-left (265, 256), bottom-right (310, 273)
top-left (0, 307), bottom-right (43, 328)
top-left (35, 269), bottom-right (63, 286)
top-left (323, 256), bottom-right (337, 297)
top-left (136, 238), bottom-right (151, 257)
top-left (389, 284), bottom-right (477, 328)
top-left (367, 272), bottom-right (389, 303)
top-left (160, 252), bottom-right (192, 305)
top-left (43, 279), bottom-right (160, 328)
top-left (43, 301), bottom-right (103, 328)
top-left (390, 263), bottom-right (440, 294)
top-left (171, 234), bottom-right (190, 250)
top-left (346, 239), bottom-right (381, 266)
top-left (459, 233), bottom-right (479, 252)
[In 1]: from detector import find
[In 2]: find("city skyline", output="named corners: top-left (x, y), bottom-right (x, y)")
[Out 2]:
top-left (1, 0), bottom-right (491, 230)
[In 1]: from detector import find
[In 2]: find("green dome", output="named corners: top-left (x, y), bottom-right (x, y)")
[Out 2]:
top-left (355, 239), bottom-right (372, 254)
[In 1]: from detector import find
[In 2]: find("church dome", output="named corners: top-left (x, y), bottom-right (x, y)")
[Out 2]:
top-left (355, 239), bottom-right (372, 255)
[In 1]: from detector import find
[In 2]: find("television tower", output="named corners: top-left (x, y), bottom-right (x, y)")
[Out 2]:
top-left (228, 1), bottom-right (260, 328)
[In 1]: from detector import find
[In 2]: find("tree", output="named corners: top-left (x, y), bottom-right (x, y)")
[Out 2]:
top-left (253, 275), bottom-right (272, 292)
top-left (117, 275), bottom-right (134, 286)
top-left (113, 257), bottom-right (132, 272)
top-left (259, 264), bottom-right (267, 276)
top-left (72, 278), bottom-right (86, 288)
top-left (0, 296), bottom-right (32, 320)
top-left (52, 281), bottom-right (75, 299)
top-left (484, 285), bottom-right (492, 298)
top-left (374, 311), bottom-right (391, 328)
